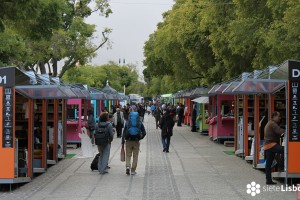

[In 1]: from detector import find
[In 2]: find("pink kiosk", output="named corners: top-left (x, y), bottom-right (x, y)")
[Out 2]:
top-left (207, 84), bottom-right (235, 141)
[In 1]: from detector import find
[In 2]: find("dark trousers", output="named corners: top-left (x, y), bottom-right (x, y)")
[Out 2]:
top-left (265, 144), bottom-right (284, 182)
top-left (191, 120), bottom-right (197, 132)
top-left (116, 123), bottom-right (123, 137)
top-left (162, 135), bottom-right (171, 151)
top-left (155, 117), bottom-right (160, 129)
top-left (177, 115), bottom-right (183, 126)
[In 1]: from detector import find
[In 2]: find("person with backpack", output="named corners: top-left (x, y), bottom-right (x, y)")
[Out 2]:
top-left (121, 105), bottom-right (146, 175)
top-left (160, 108), bottom-right (175, 153)
top-left (94, 112), bottom-right (114, 174)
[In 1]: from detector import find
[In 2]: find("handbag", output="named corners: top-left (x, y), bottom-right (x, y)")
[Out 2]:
top-left (120, 145), bottom-right (125, 162)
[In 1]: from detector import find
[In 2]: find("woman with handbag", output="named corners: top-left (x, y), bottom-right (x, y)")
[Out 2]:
top-left (160, 108), bottom-right (175, 153)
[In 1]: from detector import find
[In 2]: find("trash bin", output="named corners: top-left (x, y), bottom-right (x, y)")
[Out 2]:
top-left (79, 127), bottom-right (93, 158)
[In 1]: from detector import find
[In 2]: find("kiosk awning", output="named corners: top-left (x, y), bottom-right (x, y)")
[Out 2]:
top-left (222, 82), bottom-right (240, 94)
top-left (16, 85), bottom-right (71, 99)
top-left (192, 97), bottom-right (209, 104)
top-left (214, 84), bottom-right (229, 94)
top-left (208, 85), bottom-right (220, 95)
top-left (232, 79), bottom-right (286, 94)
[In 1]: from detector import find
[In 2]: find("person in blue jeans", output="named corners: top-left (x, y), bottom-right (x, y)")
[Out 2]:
top-left (96, 112), bottom-right (114, 174)
top-left (160, 108), bottom-right (175, 153)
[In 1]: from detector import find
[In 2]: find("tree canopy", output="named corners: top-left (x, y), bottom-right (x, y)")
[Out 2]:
top-left (0, 0), bottom-right (112, 77)
top-left (143, 0), bottom-right (300, 96)
top-left (62, 63), bottom-right (146, 95)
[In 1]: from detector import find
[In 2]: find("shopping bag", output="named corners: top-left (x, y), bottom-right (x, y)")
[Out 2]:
top-left (120, 146), bottom-right (125, 162)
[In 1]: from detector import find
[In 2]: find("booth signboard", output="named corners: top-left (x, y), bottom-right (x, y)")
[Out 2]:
top-left (289, 61), bottom-right (300, 142)
top-left (2, 87), bottom-right (14, 148)
top-left (0, 67), bottom-right (15, 148)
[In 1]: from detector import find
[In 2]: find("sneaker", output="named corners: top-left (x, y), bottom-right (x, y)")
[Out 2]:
top-left (166, 150), bottom-right (169, 153)
top-left (131, 171), bottom-right (136, 176)
top-left (266, 181), bottom-right (277, 185)
top-left (163, 148), bottom-right (166, 152)
top-left (126, 167), bottom-right (130, 175)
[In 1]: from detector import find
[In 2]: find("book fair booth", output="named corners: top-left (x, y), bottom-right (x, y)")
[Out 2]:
top-left (0, 67), bottom-right (81, 184)
top-left (207, 60), bottom-right (300, 184)
top-left (206, 85), bottom-right (235, 141)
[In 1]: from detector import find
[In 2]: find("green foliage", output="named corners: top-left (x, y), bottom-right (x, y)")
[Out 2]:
top-left (62, 63), bottom-right (145, 95)
top-left (144, 0), bottom-right (300, 95)
top-left (0, 0), bottom-right (112, 76)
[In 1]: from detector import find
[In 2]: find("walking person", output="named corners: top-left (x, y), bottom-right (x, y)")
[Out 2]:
top-left (94, 112), bottom-right (114, 174)
top-left (153, 104), bottom-right (162, 129)
top-left (264, 111), bottom-right (285, 185)
top-left (160, 109), bottom-right (175, 153)
top-left (191, 105), bottom-right (197, 132)
top-left (177, 104), bottom-right (184, 126)
top-left (122, 106), bottom-right (146, 175)
top-left (87, 110), bottom-right (95, 144)
top-left (114, 108), bottom-right (124, 138)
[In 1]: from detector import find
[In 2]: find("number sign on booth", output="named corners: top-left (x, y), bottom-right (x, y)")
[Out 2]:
top-left (0, 67), bottom-right (15, 148)
top-left (289, 61), bottom-right (300, 142)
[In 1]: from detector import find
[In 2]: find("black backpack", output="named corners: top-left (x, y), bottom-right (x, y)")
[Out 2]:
top-left (94, 123), bottom-right (109, 145)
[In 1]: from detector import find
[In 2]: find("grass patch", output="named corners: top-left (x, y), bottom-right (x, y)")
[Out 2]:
top-left (223, 151), bottom-right (235, 155)
top-left (66, 154), bottom-right (76, 159)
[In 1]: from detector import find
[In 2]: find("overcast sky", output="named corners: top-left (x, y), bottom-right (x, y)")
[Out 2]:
top-left (85, 0), bottom-right (174, 78)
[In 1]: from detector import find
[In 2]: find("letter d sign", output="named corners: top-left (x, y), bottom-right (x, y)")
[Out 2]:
top-left (292, 69), bottom-right (300, 78)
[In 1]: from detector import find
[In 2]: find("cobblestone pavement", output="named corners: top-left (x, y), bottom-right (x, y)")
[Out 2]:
top-left (0, 115), bottom-right (297, 200)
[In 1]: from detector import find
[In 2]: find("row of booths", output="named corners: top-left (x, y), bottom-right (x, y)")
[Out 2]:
top-left (0, 66), bottom-right (127, 185)
top-left (171, 60), bottom-right (300, 183)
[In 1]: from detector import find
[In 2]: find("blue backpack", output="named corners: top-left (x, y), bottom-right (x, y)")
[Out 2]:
top-left (127, 112), bottom-right (141, 139)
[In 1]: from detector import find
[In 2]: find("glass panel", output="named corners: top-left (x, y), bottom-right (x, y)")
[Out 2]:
top-left (214, 84), bottom-right (229, 94)
top-left (222, 82), bottom-right (240, 94)
top-left (232, 79), bottom-right (285, 94)
top-left (208, 85), bottom-right (220, 94)
top-left (16, 86), bottom-right (68, 99)
top-left (59, 87), bottom-right (77, 98)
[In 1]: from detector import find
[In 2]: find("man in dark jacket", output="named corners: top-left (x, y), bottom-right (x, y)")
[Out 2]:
top-left (263, 111), bottom-right (285, 185)
top-left (191, 104), bottom-right (197, 132)
top-left (160, 109), bottom-right (175, 153)
top-left (153, 104), bottom-right (162, 129)
top-left (177, 104), bottom-right (184, 127)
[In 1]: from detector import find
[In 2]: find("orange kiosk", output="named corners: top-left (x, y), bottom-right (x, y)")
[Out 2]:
top-left (0, 67), bottom-right (71, 184)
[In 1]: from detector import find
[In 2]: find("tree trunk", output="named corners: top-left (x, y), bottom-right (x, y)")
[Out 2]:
top-left (52, 57), bottom-right (58, 77)
top-left (38, 61), bottom-right (46, 74)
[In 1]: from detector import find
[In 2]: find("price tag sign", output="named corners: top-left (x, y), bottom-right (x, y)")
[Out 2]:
top-left (2, 87), bottom-right (14, 148)
top-left (289, 61), bottom-right (300, 142)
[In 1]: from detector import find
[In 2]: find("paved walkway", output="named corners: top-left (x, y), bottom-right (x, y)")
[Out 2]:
top-left (0, 115), bottom-right (296, 199)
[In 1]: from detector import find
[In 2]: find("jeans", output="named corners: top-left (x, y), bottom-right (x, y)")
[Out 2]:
top-left (97, 143), bottom-right (111, 173)
top-left (155, 117), bottom-right (160, 128)
top-left (126, 140), bottom-right (140, 172)
top-left (265, 144), bottom-right (284, 182)
top-left (162, 135), bottom-right (171, 151)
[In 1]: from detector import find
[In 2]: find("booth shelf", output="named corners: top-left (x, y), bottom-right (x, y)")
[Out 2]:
top-left (272, 172), bottom-right (300, 178)
top-left (256, 164), bottom-right (265, 169)
top-left (0, 177), bottom-right (31, 184)
top-left (245, 156), bottom-right (253, 161)
top-left (33, 168), bottom-right (46, 173)
top-left (47, 160), bottom-right (57, 165)
top-left (221, 117), bottom-right (234, 121)
top-left (67, 121), bottom-right (79, 125)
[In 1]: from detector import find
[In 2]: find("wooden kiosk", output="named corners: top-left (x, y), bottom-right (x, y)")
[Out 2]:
top-left (0, 67), bottom-right (71, 184)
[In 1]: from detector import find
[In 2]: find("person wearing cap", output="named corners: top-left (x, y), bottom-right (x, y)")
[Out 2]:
top-left (114, 108), bottom-right (124, 138)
